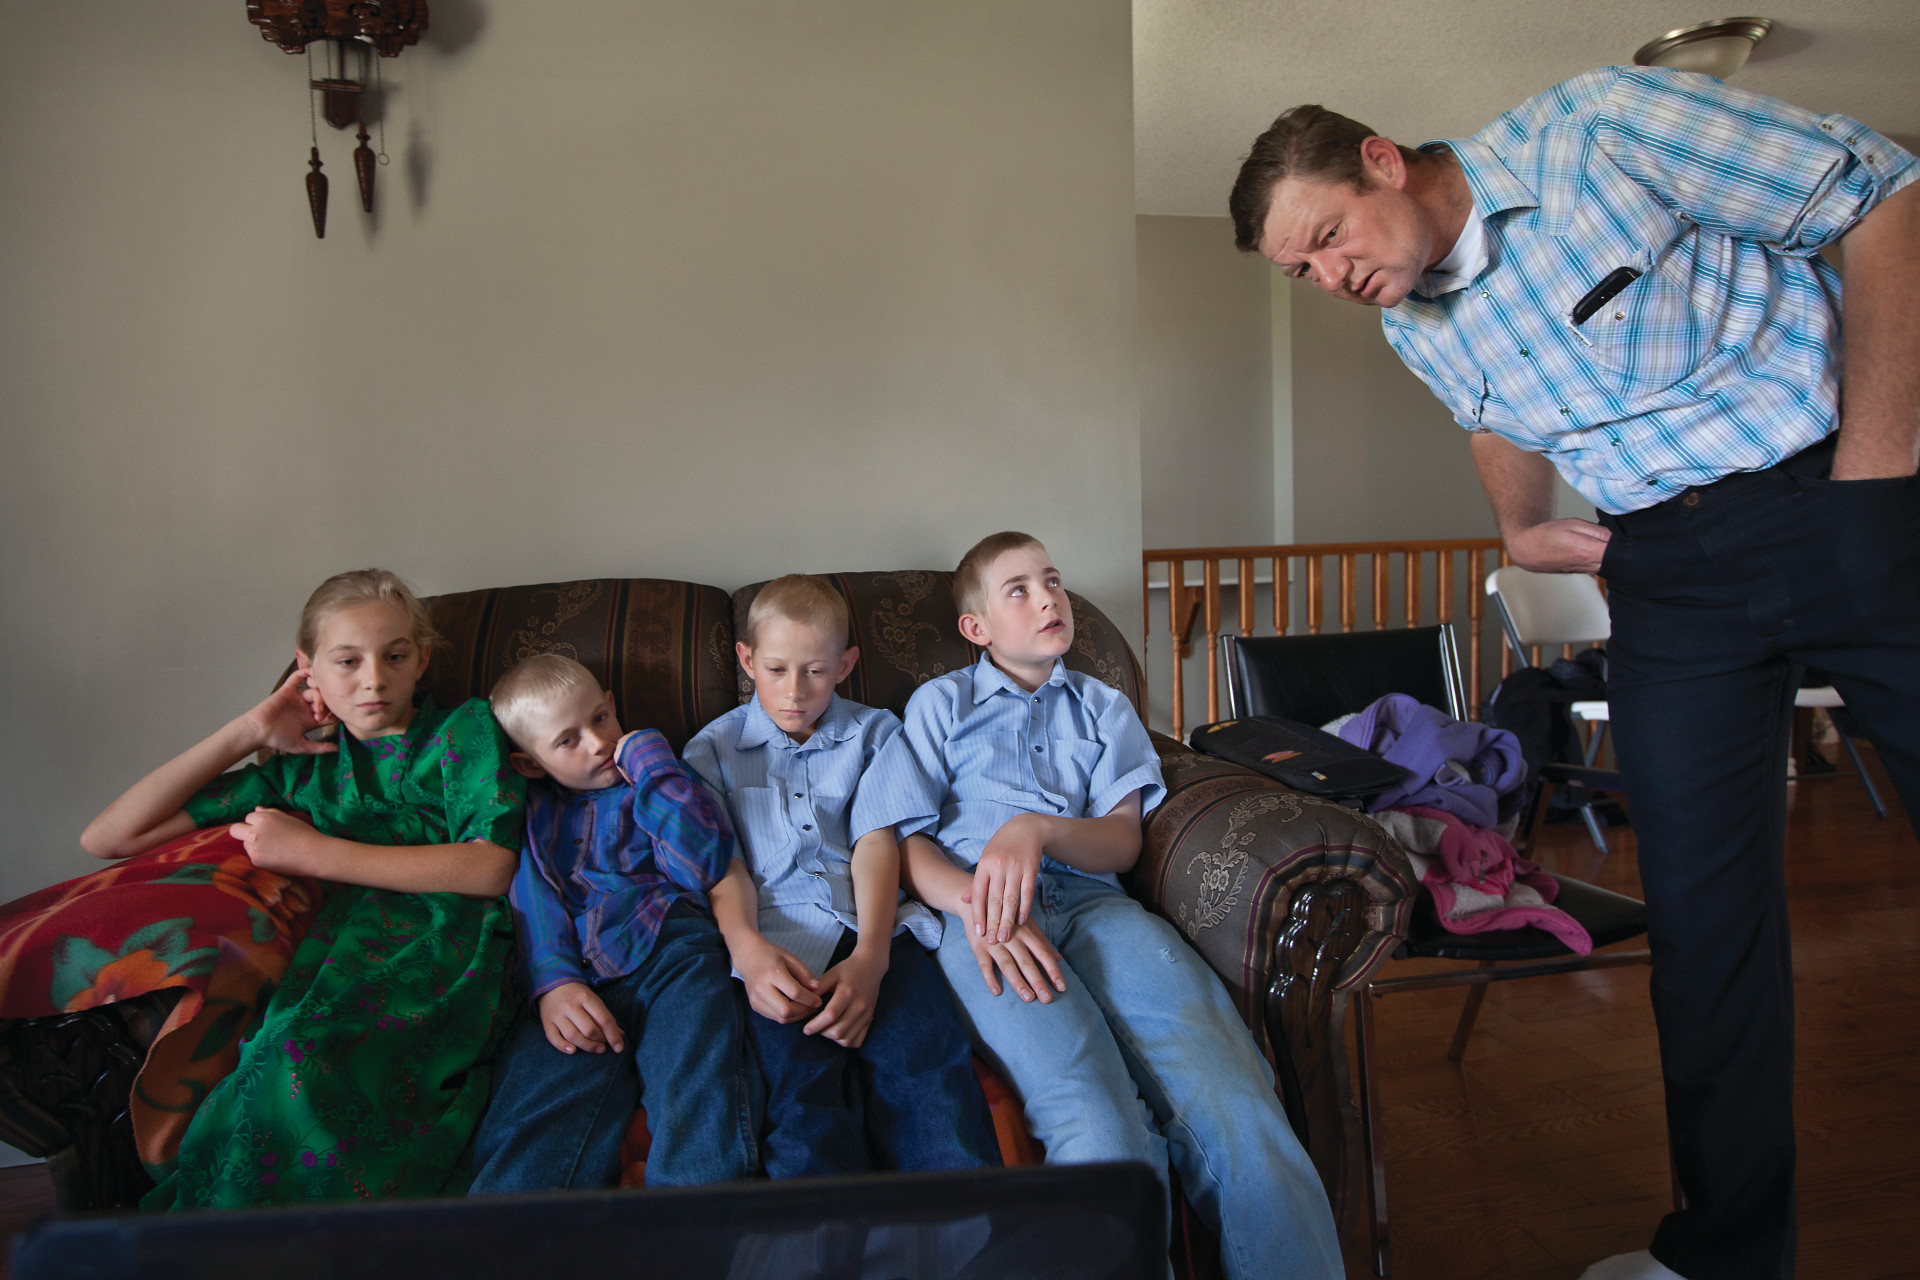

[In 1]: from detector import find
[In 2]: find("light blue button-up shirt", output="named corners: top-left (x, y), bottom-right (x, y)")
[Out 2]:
top-left (1379, 66), bottom-right (1917, 514)
top-left (899, 654), bottom-right (1165, 888)
top-left (683, 695), bottom-right (943, 977)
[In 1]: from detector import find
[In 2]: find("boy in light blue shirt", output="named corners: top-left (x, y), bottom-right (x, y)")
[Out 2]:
top-left (899, 532), bottom-right (1342, 1280)
top-left (683, 574), bottom-right (1000, 1179)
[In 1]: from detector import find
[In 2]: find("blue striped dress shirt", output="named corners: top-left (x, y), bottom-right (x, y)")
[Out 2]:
top-left (682, 696), bottom-right (943, 978)
top-left (899, 655), bottom-right (1165, 888)
top-left (510, 728), bottom-right (734, 1000)
top-left (1380, 66), bottom-right (1917, 514)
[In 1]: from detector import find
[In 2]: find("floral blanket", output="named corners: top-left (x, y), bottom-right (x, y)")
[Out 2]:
top-left (0, 827), bottom-right (322, 1178)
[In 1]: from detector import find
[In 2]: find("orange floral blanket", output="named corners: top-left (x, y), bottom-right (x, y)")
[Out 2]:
top-left (0, 828), bottom-right (322, 1177)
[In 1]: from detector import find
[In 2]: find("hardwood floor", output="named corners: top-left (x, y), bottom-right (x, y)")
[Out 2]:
top-left (1342, 746), bottom-right (1920, 1280)
top-left (0, 754), bottom-right (1910, 1279)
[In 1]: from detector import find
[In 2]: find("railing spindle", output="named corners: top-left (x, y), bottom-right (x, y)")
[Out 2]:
top-left (1307, 557), bottom-right (1324, 634)
top-left (1274, 556), bottom-right (1289, 635)
top-left (1238, 556), bottom-right (1255, 638)
top-left (1168, 558), bottom-right (1185, 741)
top-left (1203, 559), bottom-right (1222, 725)
top-left (1404, 552), bottom-right (1421, 627)
top-left (1372, 554), bottom-right (1389, 630)
top-left (1340, 555), bottom-right (1356, 632)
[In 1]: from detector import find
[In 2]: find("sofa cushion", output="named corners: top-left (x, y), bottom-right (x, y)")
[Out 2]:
top-left (730, 571), bottom-right (1143, 720)
top-left (421, 579), bottom-right (738, 753)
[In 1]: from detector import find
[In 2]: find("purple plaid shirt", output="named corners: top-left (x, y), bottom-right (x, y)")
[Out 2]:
top-left (510, 729), bottom-right (734, 999)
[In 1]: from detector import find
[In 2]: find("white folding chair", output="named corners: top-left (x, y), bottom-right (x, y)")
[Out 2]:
top-left (1485, 567), bottom-right (1617, 853)
top-left (1487, 568), bottom-right (1888, 833)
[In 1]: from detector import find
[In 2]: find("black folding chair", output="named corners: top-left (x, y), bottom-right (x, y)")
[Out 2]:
top-left (1217, 626), bottom-right (1657, 1278)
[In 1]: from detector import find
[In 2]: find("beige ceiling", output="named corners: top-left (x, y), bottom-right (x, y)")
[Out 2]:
top-left (1135, 0), bottom-right (1920, 216)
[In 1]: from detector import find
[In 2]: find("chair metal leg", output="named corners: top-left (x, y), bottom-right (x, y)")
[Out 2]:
top-left (1839, 733), bottom-right (1889, 819)
top-left (1353, 987), bottom-right (1390, 1277)
top-left (1446, 963), bottom-right (1498, 1062)
top-left (1579, 803), bottom-right (1611, 855)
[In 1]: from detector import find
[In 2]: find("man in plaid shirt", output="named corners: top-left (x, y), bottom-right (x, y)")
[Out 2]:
top-left (1231, 67), bottom-right (1918, 1280)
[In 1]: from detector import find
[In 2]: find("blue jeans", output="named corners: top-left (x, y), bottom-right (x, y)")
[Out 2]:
top-left (752, 929), bottom-right (1000, 1178)
top-left (935, 871), bottom-right (1341, 1280)
top-left (469, 905), bottom-right (759, 1191)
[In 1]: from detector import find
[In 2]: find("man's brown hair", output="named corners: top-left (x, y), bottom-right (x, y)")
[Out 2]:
top-left (744, 574), bottom-right (852, 649)
top-left (1228, 105), bottom-right (1417, 252)
top-left (953, 531), bottom-right (1045, 619)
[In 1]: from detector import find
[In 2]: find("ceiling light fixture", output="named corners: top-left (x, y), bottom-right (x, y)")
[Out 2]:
top-left (1634, 16), bottom-right (1773, 79)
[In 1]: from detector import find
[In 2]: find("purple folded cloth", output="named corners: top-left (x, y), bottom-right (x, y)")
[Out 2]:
top-left (1336, 693), bottom-right (1528, 827)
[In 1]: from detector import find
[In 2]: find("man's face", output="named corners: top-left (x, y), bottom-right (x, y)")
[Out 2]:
top-left (1257, 168), bottom-right (1435, 309)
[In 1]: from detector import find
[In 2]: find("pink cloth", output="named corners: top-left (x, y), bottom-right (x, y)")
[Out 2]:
top-left (1398, 805), bottom-right (1592, 953)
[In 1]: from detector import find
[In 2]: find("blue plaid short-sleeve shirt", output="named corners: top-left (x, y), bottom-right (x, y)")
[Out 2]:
top-left (1380, 66), bottom-right (1916, 514)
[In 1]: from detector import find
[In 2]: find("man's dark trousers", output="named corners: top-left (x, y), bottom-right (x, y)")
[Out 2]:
top-left (1597, 435), bottom-right (1920, 1280)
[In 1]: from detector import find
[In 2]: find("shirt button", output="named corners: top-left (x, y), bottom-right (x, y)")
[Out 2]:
top-left (1480, 290), bottom-right (1491, 299)
top-left (1821, 122), bottom-right (1833, 131)
top-left (1519, 348), bottom-right (1530, 357)
top-left (1646, 477), bottom-right (1659, 486)
top-left (802, 824), bottom-right (813, 831)
top-left (793, 792), bottom-right (802, 798)
top-left (1033, 745), bottom-right (1044, 753)
top-left (1614, 312), bottom-right (1625, 321)
top-left (1559, 407), bottom-right (1571, 415)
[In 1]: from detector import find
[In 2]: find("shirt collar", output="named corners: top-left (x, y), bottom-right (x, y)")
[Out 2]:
top-left (1409, 139), bottom-right (1538, 299)
top-left (738, 692), bottom-right (860, 751)
top-left (969, 652), bottom-right (1072, 705)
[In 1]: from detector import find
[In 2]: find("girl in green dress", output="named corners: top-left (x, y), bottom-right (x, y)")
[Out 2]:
top-left (81, 568), bottom-right (526, 1208)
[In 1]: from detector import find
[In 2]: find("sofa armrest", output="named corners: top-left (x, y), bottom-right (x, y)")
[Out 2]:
top-left (1127, 735), bottom-right (1417, 1226)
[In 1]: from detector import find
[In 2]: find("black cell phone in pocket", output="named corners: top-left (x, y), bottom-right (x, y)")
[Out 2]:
top-left (1571, 267), bottom-right (1643, 326)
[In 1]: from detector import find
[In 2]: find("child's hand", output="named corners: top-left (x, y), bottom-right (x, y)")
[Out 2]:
top-left (240, 668), bottom-right (339, 756)
top-left (967, 814), bottom-right (1045, 943)
top-left (230, 807), bottom-right (325, 875)
top-left (966, 919), bottom-right (1067, 1004)
top-left (732, 934), bottom-right (823, 1024)
top-left (612, 731), bottom-right (646, 785)
top-left (805, 945), bottom-right (888, 1048)
top-left (537, 982), bottom-right (626, 1055)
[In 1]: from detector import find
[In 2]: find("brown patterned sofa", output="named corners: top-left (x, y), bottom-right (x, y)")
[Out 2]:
top-left (0, 571), bottom-right (1416, 1232)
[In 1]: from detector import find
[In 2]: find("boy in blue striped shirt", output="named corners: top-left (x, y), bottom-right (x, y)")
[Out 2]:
top-left (899, 533), bottom-right (1341, 1280)
top-left (685, 574), bottom-right (1000, 1178)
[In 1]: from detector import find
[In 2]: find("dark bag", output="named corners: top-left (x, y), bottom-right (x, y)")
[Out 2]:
top-left (1480, 650), bottom-right (1621, 821)
top-left (1189, 716), bottom-right (1411, 803)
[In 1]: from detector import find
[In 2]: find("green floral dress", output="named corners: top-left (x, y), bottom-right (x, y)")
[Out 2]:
top-left (142, 696), bottom-right (527, 1211)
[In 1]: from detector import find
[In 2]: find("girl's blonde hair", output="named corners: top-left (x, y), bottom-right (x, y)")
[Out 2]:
top-left (296, 568), bottom-right (444, 656)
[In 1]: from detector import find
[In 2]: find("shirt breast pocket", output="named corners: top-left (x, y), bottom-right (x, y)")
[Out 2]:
top-left (1577, 264), bottom-right (1706, 392)
top-left (729, 786), bottom-right (793, 867)
top-left (952, 732), bottom-right (1028, 802)
top-left (1051, 737), bottom-right (1107, 808)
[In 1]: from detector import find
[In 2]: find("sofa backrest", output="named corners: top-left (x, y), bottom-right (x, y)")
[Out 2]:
top-left (420, 579), bottom-right (737, 753)
top-left (732, 571), bottom-right (1142, 722)
top-left (419, 572), bottom-right (1141, 752)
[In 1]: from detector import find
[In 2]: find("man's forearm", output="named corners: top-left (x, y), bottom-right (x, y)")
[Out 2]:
top-left (1836, 180), bottom-right (1920, 479)
top-left (1470, 431), bottom-right (1558, 537)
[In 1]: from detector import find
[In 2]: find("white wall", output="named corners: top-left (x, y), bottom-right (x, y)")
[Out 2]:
top-left (1135, 214), bottom-right (1273, 549)
top-left (0, 0), bottom-right (1138, 902)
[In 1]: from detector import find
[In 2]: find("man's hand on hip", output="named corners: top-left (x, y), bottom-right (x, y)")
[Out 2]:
top-left (1505, 518), bottom-right (1612, 575)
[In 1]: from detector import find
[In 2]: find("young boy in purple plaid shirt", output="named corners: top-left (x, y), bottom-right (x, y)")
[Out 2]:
top-left (468, 655), bottom-right (759, 1192)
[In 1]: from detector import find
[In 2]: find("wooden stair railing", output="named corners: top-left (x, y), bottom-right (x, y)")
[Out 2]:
top-left (1143, 539), bottom-right (1511, 740)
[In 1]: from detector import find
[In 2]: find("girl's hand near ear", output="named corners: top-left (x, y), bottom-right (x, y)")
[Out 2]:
top-left (241, 669), bottom-right (339, 757)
